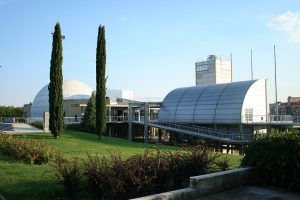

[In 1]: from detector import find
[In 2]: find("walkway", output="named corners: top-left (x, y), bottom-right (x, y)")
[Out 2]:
top-left (197, 186), bottom-right (300, 200)
top-left (133, 120), bottom-right (252, 144)
top-left (0, 123), bottom-right (42, 134)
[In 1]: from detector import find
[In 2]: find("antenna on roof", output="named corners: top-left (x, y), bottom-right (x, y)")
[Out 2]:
top-left (251, 49), bottom-right (253, 80)
top-left (274, 45), bottom-right (278, 119)
top-left (230, 53), bottom-right (233, 82)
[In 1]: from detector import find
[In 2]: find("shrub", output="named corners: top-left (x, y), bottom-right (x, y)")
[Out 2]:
top-left (214, 156), bottom-right (230, 171)
top-left (29, 120), bottom-right (43, 130)
top-left (82, 142), bottom-right (213, 199)
top-left (241, 129), bottom-right (300, 190)
top-left (0, 134), bottom-right (56, 164)
top-left (54, 155), bottom-right (82, 199)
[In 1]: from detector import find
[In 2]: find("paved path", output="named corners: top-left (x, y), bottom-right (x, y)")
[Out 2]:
top-left (197, 186), bottom-right (300, 200)
top-left (1, 123), bottom-right (42, 134)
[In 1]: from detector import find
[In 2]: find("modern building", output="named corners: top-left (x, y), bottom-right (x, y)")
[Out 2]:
top-left (159, 79), bottom-right (267, 134)
top-left (195, 55), bottom-right (232, 86)
top-left (28, 80), bottom-right (135, 123)
top-left (23, 103), bottom-right (32, 118)
top-left (269, 96), bottom-right (300, 122)
top-left (30, 80), bottom-right (93, 118)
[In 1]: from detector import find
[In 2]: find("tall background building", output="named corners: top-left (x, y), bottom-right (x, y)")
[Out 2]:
top-left (195, 55), bottom-right (232, 86)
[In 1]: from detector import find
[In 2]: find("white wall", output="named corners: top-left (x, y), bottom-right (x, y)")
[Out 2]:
top-left (241, 79), bottom-right (267, 123)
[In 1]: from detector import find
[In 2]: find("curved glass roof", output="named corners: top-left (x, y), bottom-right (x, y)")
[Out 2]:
top-left (158, 80), bottom-right (258, 124)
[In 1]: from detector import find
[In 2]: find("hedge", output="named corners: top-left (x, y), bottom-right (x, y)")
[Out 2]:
top-left (242, 129), bottom-right (300, 190)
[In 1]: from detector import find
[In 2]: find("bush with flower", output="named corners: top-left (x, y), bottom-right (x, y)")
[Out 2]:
top-left (0, 134), bottom-right (56, 164)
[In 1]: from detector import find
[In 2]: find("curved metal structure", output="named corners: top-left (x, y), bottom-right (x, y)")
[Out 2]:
top-left (158, 80), bottom-right (267, 124)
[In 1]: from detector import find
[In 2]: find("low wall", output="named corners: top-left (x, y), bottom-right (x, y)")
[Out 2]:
top-left (131, 167), bottom-right (253, 200)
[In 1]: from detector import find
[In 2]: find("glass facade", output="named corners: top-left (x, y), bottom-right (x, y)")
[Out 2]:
top-left (159, 80), bottom-right (267, 124)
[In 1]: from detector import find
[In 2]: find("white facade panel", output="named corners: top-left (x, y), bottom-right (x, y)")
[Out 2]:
top-left (195, 55), bottom-right (231, 86)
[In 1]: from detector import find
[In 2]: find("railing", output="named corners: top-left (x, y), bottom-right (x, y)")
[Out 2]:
top-left (0, 117), bottom-right (27, 123)
top-left (268, 115), bottom-right (295, 123)
top-left (106, 116), bottom-right (128, 122)
top-left (64, 117), bottom-right (83, 124)
top-left (151, 121), bottom-right (253, 142)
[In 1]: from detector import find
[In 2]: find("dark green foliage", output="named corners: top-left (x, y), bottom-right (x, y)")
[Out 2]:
top-left (81, 93), bottom-right (96, 133)
top-left (0, 106), bottom-right (23, 117)
top-left (49, 22), bottom-right (64, 138)
top-left (54, 155), bottom-right (81, 199)
top-left (214, 157), bottom-right (230, 171)
top-left (29, 120), bottom-right (43, 130)
top-left (96, 25), bottom-right (106, 138)
top-left (242, 129), bottom-right (300, 190)
top-left (56, 143), bottom-right (214, 199)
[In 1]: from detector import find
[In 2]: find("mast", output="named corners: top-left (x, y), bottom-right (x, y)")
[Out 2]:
top-left (251, 49), bottom-right (253, 80)
top-left (274, 45), bottom-right (278, 119)
top-left (230, 53), bottom-right (233, 82)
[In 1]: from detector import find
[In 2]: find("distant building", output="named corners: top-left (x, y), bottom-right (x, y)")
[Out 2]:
top-left (26, 80), bottom-right (134, 122)
top-left (30, 80), bottom-right (92, 118)
top-left (269, 96), bottom-right (300, 122)
top-left (195, 55), bottom-right (232, 86)
top-left (23, 103), bottom-right (32, 118)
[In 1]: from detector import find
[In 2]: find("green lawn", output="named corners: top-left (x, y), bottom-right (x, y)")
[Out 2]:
top-left (0, 131), bottom-right (242, 199)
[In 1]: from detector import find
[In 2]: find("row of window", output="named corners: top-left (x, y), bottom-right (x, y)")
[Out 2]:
top-left (196, 65), bottom-right (208, 71)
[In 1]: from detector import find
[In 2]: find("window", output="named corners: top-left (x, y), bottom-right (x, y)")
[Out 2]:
top-left (245, 108), bottom-right (253, 122)
top-left (196, 65), bottom-right (208, 71)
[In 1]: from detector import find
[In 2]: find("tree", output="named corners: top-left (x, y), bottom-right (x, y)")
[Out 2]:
top-left (81, 93), bottom-right (96, 133)
top-left (48, 22), bottom-right (64, 138)
top-left (96, 25), bottom-right (107, 138)
top-left (0, 106), bottom-right (23, 117)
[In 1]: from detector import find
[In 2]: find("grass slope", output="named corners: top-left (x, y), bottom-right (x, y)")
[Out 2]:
top-left (15, 131), bottom-right (181, 159)
top-left (0, 131), bottom-right (242, 199)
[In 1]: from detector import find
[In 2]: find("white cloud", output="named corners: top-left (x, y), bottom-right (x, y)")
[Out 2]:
top-left (268, 11), bottom-right (300, 43)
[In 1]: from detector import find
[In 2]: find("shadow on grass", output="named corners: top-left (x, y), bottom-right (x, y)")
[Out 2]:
top-left (0, 176), bottom-right (64, 200)
top-left (65, 131), bottom-right (181, 150)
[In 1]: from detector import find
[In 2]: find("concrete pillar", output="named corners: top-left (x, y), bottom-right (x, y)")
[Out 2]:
top-left (239, 124), bottom-right (244, 137)
top-left (43, 112), bottom-right (49, 132)
top-left (108, 106), bottom-right (111, 122)
top-left (128, 103), bottom-right (132, 141)
top-left (137, 110), bottom-right (141, 121)
top-left (109, 125), bottom-right (112, 138)
top-left (144, 103), bottom-right (149, 143)
top-left (158, 129), bottom-right (162, 143)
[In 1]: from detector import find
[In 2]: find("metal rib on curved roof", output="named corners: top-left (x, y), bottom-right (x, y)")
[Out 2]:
top-left (158, 80), bottom-right (257, 124)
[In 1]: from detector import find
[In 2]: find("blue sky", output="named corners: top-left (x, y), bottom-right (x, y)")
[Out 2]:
top-left (0, 0), bottom-right (300, 106)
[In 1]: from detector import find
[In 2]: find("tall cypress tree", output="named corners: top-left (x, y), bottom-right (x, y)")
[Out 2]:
top-left (81, 93), bottom-right (96, 133)
top-left (49, 22), bottom-right (64, 138)
top-left (96, 25), bottom-right (106, 138)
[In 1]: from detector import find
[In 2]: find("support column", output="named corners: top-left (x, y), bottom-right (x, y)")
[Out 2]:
top-left (158, 129), bottom-right (162, 143)
top-left (138, 110), bottom-right (141, 121)
top-left (144, 103), bottom-right (149, 143)
top-left (109, 125), bottom-right (112, 138)
top-left (128, 103), bottom-right (132, 141)
top-left (43, 112), bottom-right (49, 132)
top-left (239, 124), bottom-right (244, 135)
top-left (108, 106), bottom-right (112, 122)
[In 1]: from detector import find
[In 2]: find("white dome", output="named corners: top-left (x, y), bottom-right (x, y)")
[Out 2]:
top-left (31, 80), bottom-right (92, 118)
